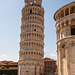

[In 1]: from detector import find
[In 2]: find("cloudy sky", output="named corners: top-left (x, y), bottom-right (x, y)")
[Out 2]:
top-left (0, 0), bottom-right (74, 61)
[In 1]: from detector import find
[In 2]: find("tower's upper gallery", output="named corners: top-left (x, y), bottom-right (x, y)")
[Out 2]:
top-left (25, 0), bottom-right (42, 6)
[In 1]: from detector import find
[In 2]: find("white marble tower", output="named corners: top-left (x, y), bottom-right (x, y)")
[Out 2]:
top-left (18, 0), bottom-right (44, 75)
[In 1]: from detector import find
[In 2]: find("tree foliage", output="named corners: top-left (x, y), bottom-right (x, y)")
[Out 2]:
top-left (6, 64), bottom-right (9, 69)
top-left (1, 66), bottom-right (5, 69)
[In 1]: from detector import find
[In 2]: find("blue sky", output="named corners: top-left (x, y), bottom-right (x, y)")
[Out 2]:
top-left (0, 0), bottom-right (74, 61)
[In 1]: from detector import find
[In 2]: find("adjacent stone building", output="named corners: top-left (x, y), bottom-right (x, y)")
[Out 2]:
top-left (54, 2), bottom-right (75, 75)
top-left (0, 61), bottom-right (18, 75)
top-left (44, 58), bottom-right (57, 75)
top-left (18, 0), bottom-right (44, 75)
top-left (0, 60), bottom-right (18, 69)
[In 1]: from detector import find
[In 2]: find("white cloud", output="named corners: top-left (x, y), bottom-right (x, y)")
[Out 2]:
top-left (44, 48), bottom-right (57, 59)
top-left (50, 54), bottom-right (56, 57)
top-left (0, 54), bottom-right (12, 61)
top-left (0, 54), bottom-right (18, 62)
top-left (44, 53), bottom-right (57, 60)
top-left (46, 54), bottom-right (56, 58)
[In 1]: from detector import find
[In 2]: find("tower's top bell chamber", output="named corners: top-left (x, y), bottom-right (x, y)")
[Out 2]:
top-left (25, 0), bottom-right (42, 6)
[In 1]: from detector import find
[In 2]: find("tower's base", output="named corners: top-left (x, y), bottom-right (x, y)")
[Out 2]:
top-left (18, 60), bottom-right (44, 75)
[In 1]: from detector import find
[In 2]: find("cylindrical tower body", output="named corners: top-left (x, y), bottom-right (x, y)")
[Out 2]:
top-left (54, 2), bottom-right (75, 75)
top-left (18, 0), bottom-right (44, 75)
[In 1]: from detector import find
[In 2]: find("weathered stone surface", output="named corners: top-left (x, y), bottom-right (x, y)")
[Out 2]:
top-left (54, 2), bottom-right (75, 75)
top-left (18, 0), bottom-right (44, 75)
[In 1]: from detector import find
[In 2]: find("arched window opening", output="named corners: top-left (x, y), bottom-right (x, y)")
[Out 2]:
top-left (35, 66), bottom-right (36, 75)
top-left (30, 2), bottom-right (33, 5)
top-left (61, 10), bottom-right (64, 18)
top-left (34, 0), bottom-right (36, 3)
top-left (65, 8), bottom-right (69, 16)
top-left (30, 10), bottom-right (32, 14)
top-left (71, 25), bottom-right (75, 35)
top-left (66, 20), bottom-right (69, 25)
top-left (70, 6), bottom-right (75, 14)
top-left (58, 13), bottom-right (60, 19)
top-left (34, 29), bottom-right (36, 31)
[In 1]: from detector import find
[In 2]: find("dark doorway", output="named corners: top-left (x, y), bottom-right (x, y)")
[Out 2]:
top-left (35, 66), bottom-right (36, 75)
top-left (71, 25), bottom-right (75, 35)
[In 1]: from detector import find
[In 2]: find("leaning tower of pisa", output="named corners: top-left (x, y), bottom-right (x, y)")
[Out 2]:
top-left (18, 0), bottom-right (44, 75)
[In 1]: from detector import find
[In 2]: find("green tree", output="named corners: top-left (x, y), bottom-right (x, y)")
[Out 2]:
top-left (6, 64), bottom-right (9, 69)
top-left (1, 66), bottom-right (5, 69)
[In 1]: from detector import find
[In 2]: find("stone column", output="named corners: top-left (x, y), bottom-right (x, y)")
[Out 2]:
top-left (64, 10), bottom-right (65, 17)
top-left (69, 8), bottom-right (70, 15)
top-left (36, 66), bottom-right (40, 75)
top-left (68, 19), bottom-right (71, 35)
